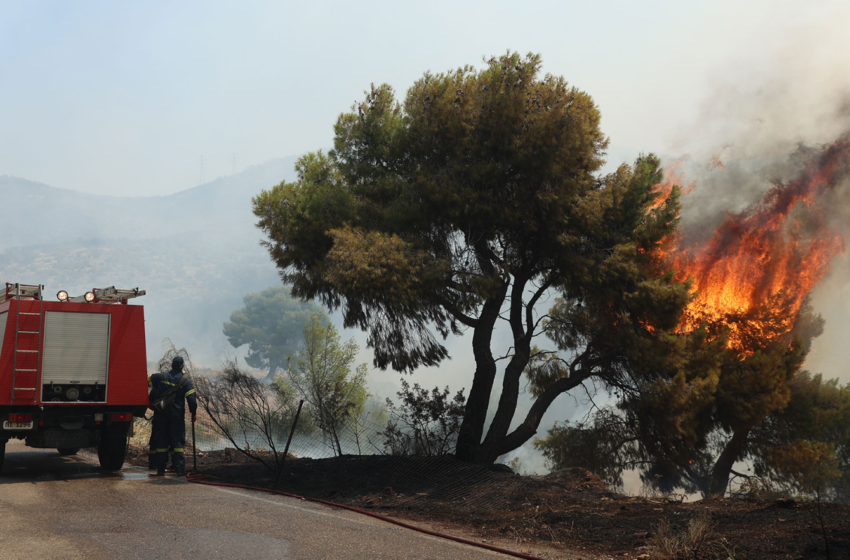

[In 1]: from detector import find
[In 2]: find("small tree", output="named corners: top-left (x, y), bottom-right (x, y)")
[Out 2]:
top-left (223, 286), bottom-right (326, 381)
top-left (380, 379), bottom-right (466, 457)
top-left (286, 314), bottom-right (368, 456)
top-left (195, 359), bottom-right (299, 479)
top-left (348, 394), bottom-right (389, 455)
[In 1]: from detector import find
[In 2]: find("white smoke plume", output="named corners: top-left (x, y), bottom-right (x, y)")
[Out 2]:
top-left (661, 13), bottom-right (850, 382)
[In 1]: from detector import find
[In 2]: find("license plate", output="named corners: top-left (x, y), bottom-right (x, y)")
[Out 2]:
top-left (2, 421), bottom-right (33, 430)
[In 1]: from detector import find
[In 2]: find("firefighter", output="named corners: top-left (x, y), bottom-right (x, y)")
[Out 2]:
top-left (146, 376), bottom-right (175, 470)
top-left (147, 374), bottom-right (157, 469)
top-left (149, 356), bottom-right (197, 476)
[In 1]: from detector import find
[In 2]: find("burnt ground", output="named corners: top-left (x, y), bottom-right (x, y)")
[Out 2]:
top-left (127, 446), bottom-right (849, 559)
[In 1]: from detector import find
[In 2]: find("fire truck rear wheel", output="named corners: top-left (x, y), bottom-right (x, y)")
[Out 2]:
top-left (57, 447), bottom-right (81, 456)
top-left (98, 437), bottom-right (128, 471)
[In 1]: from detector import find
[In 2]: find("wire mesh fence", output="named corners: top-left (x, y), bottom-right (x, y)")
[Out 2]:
top-left (127, 404), bottom-right (538, 514)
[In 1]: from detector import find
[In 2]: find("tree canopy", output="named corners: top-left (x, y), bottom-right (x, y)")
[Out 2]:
top-left (254, 52), bottom-right (690, 464)
top-left (223, 286), bottom-right (326, 381)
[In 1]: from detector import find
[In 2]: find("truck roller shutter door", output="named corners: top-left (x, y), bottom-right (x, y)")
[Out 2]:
top-left (42, 311), bottom-right (110, 385)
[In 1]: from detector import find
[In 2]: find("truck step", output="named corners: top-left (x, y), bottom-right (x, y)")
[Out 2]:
top-left (13, 387), bottom-right (36, 391)
top-left (15, 368), bottom-right (37, 372)
top-left (15, 349), bottom-right (38, 353)
top-left (17, 330), bottom-right (40, 334)
top-left (18, 312), bottom-right (40, 316)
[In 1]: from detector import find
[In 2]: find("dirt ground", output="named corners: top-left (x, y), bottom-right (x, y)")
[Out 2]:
top-left (127, 446), bottom-right (849, 559)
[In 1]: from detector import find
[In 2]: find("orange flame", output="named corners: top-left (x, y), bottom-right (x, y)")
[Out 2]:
top-left (662, 139), bottom-right (849, 350)
top-left (649, 160), bottom-right (694, 211)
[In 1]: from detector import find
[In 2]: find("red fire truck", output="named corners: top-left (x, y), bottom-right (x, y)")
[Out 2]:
top-left (0, 283), bottom-right (149, 473)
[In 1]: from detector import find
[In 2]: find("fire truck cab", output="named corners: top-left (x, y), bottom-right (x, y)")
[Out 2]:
top-left (0, 283), bottom-right (149, 473)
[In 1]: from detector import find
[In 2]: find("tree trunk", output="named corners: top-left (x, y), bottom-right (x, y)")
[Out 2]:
top-left (476, 342), bottom-right (531, 462)
top-left (475, 274), bottom-right (534, 463)
top-left (476, 373), bottom-right (588, 464)
top-left (454, 290), bottom-right (507, 462)
top-left (707, 425), bottom-right (753, 497)
top-left (263, 361), bottom-right (280, 383)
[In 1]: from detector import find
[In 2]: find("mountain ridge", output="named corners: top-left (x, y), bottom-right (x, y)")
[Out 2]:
top-left (0, 156), bottom-right (300, 365)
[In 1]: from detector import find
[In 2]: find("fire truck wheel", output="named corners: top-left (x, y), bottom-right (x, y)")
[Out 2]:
top-left (57, 447), bottom-right (81, 456)
top-left (98, 437), bottom-right (128, 471)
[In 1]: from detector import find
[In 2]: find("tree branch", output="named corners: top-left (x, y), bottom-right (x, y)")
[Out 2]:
top-left (526, 275), bottom-right (555, 339)
top-left (493, 371), bottom-right (591, 458)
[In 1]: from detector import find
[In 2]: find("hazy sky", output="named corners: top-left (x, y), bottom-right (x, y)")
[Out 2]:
top-left (3, 0), bottom-right (848, 196)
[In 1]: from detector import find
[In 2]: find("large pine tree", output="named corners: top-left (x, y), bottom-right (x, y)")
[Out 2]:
top-left (253, 53), bottom-right (689, 463)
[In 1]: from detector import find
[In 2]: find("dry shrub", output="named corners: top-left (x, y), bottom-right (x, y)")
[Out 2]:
top-left (649, 512), bottom-right (734, 560)
top-left (195, 359), bottom-right (299, 480)
top-left (156, 338), bottom-right (195, 375)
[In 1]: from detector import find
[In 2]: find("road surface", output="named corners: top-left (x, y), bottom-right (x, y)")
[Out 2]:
top-left (0, 440), bottom-right (513, 560)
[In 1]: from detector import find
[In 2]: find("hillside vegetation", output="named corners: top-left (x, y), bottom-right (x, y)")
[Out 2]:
top-left (0, 157), bottom-right (297, 363)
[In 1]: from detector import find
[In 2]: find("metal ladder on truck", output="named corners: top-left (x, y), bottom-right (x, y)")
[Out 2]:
top-left (6, 283), bottom-right (44, 405)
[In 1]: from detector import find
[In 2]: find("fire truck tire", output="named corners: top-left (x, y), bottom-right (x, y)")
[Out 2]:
top-left (98, 437), bottom-right (128, 471)
top-left (57, 447), bottom-right (81, 456)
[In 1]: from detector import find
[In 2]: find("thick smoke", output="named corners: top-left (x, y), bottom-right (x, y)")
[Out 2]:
top-left (661, 19), bottom-right (850, 382)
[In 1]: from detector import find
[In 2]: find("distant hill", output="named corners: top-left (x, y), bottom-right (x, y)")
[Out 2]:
top-left (0, 157), bottom-right (299, 365)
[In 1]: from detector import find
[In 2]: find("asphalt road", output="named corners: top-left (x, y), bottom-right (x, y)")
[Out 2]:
top-left (0, 440), bottom-right (512, 560)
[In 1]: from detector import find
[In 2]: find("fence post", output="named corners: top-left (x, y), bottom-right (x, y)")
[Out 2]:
top-left (282, 400), bottom-right (304, 465)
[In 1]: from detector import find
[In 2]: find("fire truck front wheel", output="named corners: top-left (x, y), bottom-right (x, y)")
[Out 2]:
top-left (98, 437), bottom-right (128, 471)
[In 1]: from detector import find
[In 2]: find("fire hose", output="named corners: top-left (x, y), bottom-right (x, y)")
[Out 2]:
top-left (185, 472), bottom-right (546, 560)
top-left (185, 466), bottom-right (546, 559)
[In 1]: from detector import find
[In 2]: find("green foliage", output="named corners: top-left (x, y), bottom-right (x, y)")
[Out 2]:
top-left (534, 410), bottom-right (635, 489)
top-left (285, 314), bottom-right (369, 456)
top-left (538, 293), bottom-right (846, 498)
top-left (253, 51), bottom-right (613, 371)
top-left (348, 394), bottom-right (389, 455)
top-left (752, 371), bottom-right (850, 498)
top-left (254, 51), bottom-right (690, 463)
top-left (223, 286), bottom-right (326, 381)
top-left (380, 379), bottom-right (466, 457)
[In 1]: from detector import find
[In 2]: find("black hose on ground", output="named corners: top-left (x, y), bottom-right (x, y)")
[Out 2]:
top-left (185, 471), bottom-right (547, 560)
